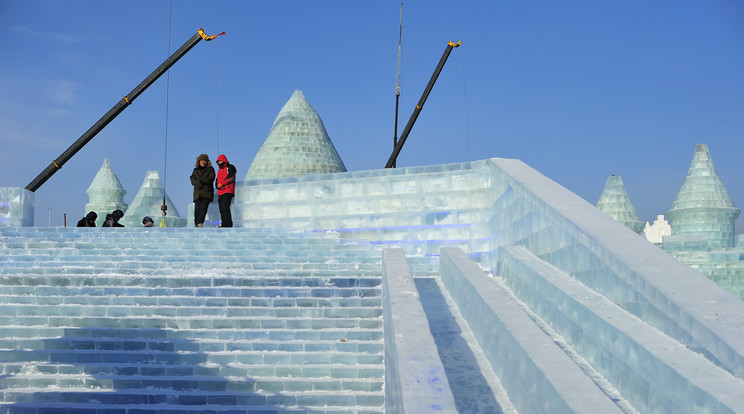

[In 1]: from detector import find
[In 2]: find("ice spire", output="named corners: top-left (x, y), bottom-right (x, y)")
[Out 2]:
top-left (245, 90), bottom-right (347, 180)
top-left (666, 144), bottom-right (740, 248)
top-left (596, 174), bottom-right (644, 234)
top-left (119, 170), bottom-right (186, 227)
top-left (85, 158), bottom-right (127, 227)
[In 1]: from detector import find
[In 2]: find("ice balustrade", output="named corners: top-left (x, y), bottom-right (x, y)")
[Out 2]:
top-left (439, 247), bottom-right (627, 414)
top-left (381, 248), bottom-right (457, 413)
top-left (0, 227), bottom-right (404, 412)
top-left (499, 245), bottom-right (744, 413)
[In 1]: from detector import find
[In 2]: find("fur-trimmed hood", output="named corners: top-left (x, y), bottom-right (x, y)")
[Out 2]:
top-left (195, 154), bottom-right (212, 168)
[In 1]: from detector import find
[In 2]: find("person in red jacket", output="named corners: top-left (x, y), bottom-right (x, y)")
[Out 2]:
top-left (215, 154), bottom-right (237, 227)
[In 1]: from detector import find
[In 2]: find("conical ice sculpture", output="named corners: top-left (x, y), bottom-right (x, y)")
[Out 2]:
top-left (85, 158), bottom-right (128, 227)
top-left (596, 174), bottom-right (644, 234)
top-left (666, 144), bottom-right (740, 248)
top-left (119, 170), bottom-right (186, 227)
top-left (245, 90), bottom-right (347, 180)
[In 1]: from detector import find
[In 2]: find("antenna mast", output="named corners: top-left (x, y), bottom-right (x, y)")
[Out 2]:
top-left (393, 2), bottom-right (403, 168)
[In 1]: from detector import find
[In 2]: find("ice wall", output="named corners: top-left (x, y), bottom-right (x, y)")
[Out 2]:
top-left (235, 157), bottom-right (744, 382)
top-left (0, 187), bottom-right (34, 227)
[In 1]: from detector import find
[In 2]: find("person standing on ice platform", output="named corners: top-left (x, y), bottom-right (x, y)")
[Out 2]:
top-left (190, 153), bottom-right (216, 228)
top-left (215, 154), bottom-right (236, 228)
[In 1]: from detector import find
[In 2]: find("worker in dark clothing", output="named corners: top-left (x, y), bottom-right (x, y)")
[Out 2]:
top-left (77, 211), bottom-right (97, 227)
top-left (190, 153), bottom-right (216, 228)
top-left (102, 209), bottom-right (125, 227)
top-left (215, 154), bottom-right (236, 228)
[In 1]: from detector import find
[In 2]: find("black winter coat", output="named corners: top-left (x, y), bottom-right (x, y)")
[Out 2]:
top-left (191, 164), bottom-right (216, 202)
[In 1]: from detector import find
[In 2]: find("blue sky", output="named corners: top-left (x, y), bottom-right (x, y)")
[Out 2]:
top-left (1, 1), bottom-right (742, 231)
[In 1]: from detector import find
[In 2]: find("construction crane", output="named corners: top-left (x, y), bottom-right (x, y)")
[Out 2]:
top-left (385, 40), bottom-right (461, 169)
top-left (26, 28), bottom-right (224, 192)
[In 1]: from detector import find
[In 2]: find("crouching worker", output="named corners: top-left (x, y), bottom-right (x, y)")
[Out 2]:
top-left (142, 216), bottom-right (155, 227)
top-left (77, 211), bottom-right (97, 227)
top-left (102, 209), bottom-right (125, 227)
top-left (190, 153), bottom-right (215, 227)
top-left (215, 154), bottom-right (236, 228)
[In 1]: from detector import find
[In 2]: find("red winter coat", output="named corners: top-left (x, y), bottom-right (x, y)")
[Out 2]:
top-left (215, 154), bottom-right (237, 196)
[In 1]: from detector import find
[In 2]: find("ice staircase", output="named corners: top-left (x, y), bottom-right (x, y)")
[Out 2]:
top-left (0, 227), bottom-right (435, 413)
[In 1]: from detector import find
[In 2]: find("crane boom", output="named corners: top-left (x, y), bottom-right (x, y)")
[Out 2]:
top-left (385, 40), bottom-right (461, 169)
top-left (26, 28), bottom-right (224, 192)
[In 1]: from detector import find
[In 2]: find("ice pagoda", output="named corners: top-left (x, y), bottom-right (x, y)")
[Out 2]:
top-left (119, 170), bottom-right (186, 227)
top-left (245, 90), bottom-right (347, 180)
top-left (666, 144), bottom-right (740, 248)
top-left (84, 158), bottom-right (128, 227)
top-left (596, 174), bottom-right (644, 234)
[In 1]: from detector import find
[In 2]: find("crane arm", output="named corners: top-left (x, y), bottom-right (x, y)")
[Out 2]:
top-left (26, 28), bottom-right (224, 192)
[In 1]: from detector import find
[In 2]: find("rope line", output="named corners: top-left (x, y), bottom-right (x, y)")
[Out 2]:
top-left (460, 46), bottom-right (471, 162)
top-left (161, 0), bottom-right (173, 228)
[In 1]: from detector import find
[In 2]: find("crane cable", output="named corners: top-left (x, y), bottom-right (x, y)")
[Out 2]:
top-left (160, 0), bottom-right (173, 228)
top-left (460, 46), bottom-right (471, 163)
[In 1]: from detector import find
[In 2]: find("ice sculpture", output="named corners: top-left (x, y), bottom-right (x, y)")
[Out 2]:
top-left (666, 144), bottom-right (740, 248)
top-left (596, 175), bottom-right (644, 234)
top-left (118, 170), bottom-right (186, 227)
top-left (0, 187), bottom-right (34, 227)
top-left (245, 90), bottom-right (347, 180)
top-left (84, 158), bottom-right (128, 227)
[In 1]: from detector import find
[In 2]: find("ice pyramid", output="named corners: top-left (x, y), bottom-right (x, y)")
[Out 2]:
top-left (118, 170), bottom-right (186, 227)
top-left (84, 158), bottom-right (128, 227)
top-left (666, 144), bottom-right (740, 247)
top-left (596, 175), bottom-right (644, 234)
top-left (245, 90), bottom-right (347, 180)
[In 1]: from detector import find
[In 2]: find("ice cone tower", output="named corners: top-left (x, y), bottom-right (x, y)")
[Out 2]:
top-left (119, 170), bottom-right (186, 227)
top-left (596, 174), bottom-right (644, 234)
top-left (245, 90), bottom-right (346, 180)
top-left (666, 144), bottom-right (740, 248)
top-left (85, 158), bottom-right (128, 227)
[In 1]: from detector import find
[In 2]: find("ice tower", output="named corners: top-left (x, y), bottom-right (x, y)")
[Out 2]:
top-left (119, 170), bottom-right (186, 227)
top-left (84, 158), bottom-right (127, 227)
top-left (596, 174), bottom-right (644, 234)
top-left (666, 144), bottom-right (740, 248)
top-left (245, 90), bottom-right (347, 180)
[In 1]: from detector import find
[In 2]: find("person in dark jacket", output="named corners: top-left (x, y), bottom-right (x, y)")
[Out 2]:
top-left (215, 154), bottom-right (236, 228)
top-left (190, 153), bottom-right (216, 227)
top-left (142, 216), bottom-right (155, 227)
top-left (102, 209), bottom-right (125, 227)
top-left (77, 211), bottom-right (97, 227)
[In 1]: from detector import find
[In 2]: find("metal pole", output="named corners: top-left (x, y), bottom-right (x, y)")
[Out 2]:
top-left (26, 29), bottom-right (217, 192)
top-left (385, 41), bottom-right (461, 169)
top-left (393, 2), bottom-right (403, 168)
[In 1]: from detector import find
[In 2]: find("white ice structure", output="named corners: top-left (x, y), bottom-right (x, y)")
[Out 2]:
top-left (84, 158), bottom-right (127, 227)
top-left (644, 214), bottom-right (672, 244)
top-left (119, 170), bottom-right (186, 227)
top-left (1, 157), bottom-right (743, 413)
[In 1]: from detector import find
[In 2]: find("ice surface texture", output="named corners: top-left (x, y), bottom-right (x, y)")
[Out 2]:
top-left (0, 187), bottom-right (33, 227)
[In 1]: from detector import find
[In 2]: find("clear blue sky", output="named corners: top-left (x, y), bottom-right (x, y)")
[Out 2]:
top-left (1, 1), bottom-right (742, 231)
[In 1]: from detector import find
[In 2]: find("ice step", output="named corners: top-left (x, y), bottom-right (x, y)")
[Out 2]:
top-left (1, 390), bottom-right (385, 410)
